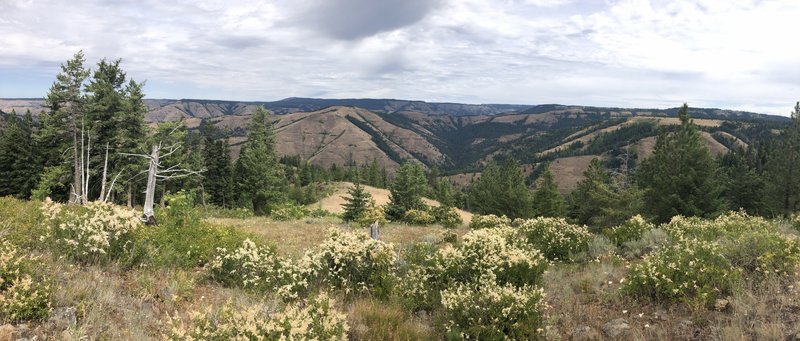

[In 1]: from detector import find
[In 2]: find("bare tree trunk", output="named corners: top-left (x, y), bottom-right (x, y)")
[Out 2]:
top-left (71, 123), bottom-right (81, 204)
top-left (83, 131), bottom-right (91, 204)
top-left (127, 182), bottom-right (133, 208)
top-left (143, 144), bottom-right (159, 225)
top-left (100, 143), bottom-right (109, 202)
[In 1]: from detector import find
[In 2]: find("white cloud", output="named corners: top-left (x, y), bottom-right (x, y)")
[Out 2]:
top-left (0, 0), bottom-right (798, 115)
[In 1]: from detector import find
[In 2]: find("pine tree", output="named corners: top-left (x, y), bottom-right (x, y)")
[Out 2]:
top-left (200, 122), bottom-right (233, 207)
top-left (569, 158), bottom-right (611, 225)
top-left (531, 164), bottom-right (566, 217)
top-left (386, 161), bottom-right (428, 220)
top-left (765, 102), bottom-right (800, 216)
top-left (0, 112), bottom-right (37, 198)
top-left (342, 177), bottom-right (372, 222)
top-left (637, 104), bottom-right (723, 222)
top-left (468, 158), bottom-right (533, 218)
top-left (234, 107), bottom-right (287, 215)
top-left (719, 150), bottom-right (766, 215)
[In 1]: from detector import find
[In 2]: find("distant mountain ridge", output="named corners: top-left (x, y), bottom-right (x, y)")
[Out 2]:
top-left (0, 97), bottom-right (792, 193)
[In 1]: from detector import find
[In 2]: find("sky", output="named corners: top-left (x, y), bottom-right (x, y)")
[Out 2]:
top-left (0, 0), bottom-right (799, 115)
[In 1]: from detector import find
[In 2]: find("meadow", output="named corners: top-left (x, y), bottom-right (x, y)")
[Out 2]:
top-left (2, 195), bottom-right (800, 340)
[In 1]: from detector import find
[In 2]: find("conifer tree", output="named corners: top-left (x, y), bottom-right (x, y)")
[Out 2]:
top-left (765, 101), bottom-right (800, 216)
top-left (531, 164), bottom-right (566, 217)
top-left (234, 107), bottom-right (287, 215)
top-left (342, 176), bottom-right (372, 222)
top-left (386, 161), bottom-right (428, 219)
top-left (468, 158), bottom-right (533, 218)
top-left (201, 122), bottom-right (233, 207)
top-left (0, 111), bottom-right (37, 198)
top-left (637, 104), bottom-right (723, 222)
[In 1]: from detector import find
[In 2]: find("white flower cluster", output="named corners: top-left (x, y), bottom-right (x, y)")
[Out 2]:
top-left (0, 240), bottom-right (51, 323)
top-left (515, 217), bottom-right (592, 261)
top-left (301, 228), bottom-right (397, 296)
top-left (167, 292), bottom-right (348, 340)
top-left (605, 214), bottom-right (655, 245)
top-left (469, 214), bottom-right (512, 230)
top-left (663, 211), bottom-right (771, 240)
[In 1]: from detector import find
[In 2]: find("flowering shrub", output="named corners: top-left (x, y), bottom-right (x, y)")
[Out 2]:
top-left (42, 200), bottom-right (141, 263)
top-left (440, 281), bottom-right (546, 340)
top-left (271, 202), bottom-right (309, 221)
top-left (304, 229), bottom-right (397, 297)
top-left (209, 239), bottom-right (283, 290)
top-left (623, 238), bottom-right (738, 308)
top-left (468, 214), bottom-right (511, 230)
top-left (397, 227), bottom-right (547, 311)
top-left (721, 229), bottom-right (800, 278)
top-left (0, 241), bottom-right (51, 323)
top-left (662, 211), bottom-right (772, 241)
top-left (356, 202), bottom-right (387, 227)
top-left (166, 292), bottom-right (348, 340)
top-left (516, 217), bottom-right (591, 261)
top-left (403, 209), bottom-right (435, 226)
top-left (431, 206), bottom-right (463, 228)
top-left (791, 214), bottom-right (800, 232)
top-left (605, 215), bottom-right (654, 246)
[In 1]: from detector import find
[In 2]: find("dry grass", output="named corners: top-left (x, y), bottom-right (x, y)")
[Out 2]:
top-left (208, 216), bottom-right (468, 257)
top-left (347, 298), bottom-right (435, 340)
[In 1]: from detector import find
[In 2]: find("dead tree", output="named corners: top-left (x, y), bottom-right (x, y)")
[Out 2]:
top-left (121, 123), bottom-right (201, 225)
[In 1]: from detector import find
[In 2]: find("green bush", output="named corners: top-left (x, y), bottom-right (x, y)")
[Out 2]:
top-left (621, 228), bottom-right (672, 259)
top-left (0, 241), bottom-right (51, 323)
top-left (304, 229), bottom-right (397, 298)
top-left (431, 206), bottom-right (463, 228)
top-left (662, 211), bottom-right (772, 241)
top-left (41, 199), bottom-right (141, 264)
top-left (623, 238), bottom-right (739, 308)
top-left (516, 217), bottom-right (591, 261)
top-left (721, 229), bottom-right (800, 278)
top-left (604, 215), bottom-right (654, 246)
top-left (0, 197), bottom-right (46, 249)
top-left (356, 203), bottom-right (387, 227)
top-left (271, 202), bottom-right (309, 221)
top-left (440, 281), bottom-right (546, 340)
top-left (403, 209), bottom-right (435, 226)
top-left (468, 214), bottom-right (511, 230)
top-left (127, 192), bottom-right (253, 269)
top-left (202, 206), bottom-right (255, 219)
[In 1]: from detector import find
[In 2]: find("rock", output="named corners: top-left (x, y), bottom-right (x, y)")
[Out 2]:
top-left (48, 306), bottom-right (77, 330)
top-left (714, 298), bottom-right (730, 311)
top-left (572, 325), bottom-right (601, 341)
top-left (0, 325), bottom-right (15, 341)
top-left (602, 318), bottom-right (631, 338)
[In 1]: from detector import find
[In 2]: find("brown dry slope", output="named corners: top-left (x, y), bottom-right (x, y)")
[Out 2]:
top-left (314, 182), bottom-right (473, 224)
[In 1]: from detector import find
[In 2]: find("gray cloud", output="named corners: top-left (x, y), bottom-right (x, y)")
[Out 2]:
top-left (303, 0), bottom-right (442, 40)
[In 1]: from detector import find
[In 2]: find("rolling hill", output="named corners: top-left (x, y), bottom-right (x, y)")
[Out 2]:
top-left (0, 97), bottom-right (790, 194)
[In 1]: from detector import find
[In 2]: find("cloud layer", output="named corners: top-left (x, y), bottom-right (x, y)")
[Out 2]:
top-left (0, 0), bottom-right (798, 115)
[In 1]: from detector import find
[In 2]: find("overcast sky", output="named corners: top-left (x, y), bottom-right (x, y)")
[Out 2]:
top-left (1, 0), bottom-right (798, 115)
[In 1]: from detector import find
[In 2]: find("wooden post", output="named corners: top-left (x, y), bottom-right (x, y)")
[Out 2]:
top-left (370, 221), bottom-right (379, 240)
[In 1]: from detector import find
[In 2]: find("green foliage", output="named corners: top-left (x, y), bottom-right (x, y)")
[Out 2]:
top-left (200, 121), bottom-right (234, 208)
top-left (0, 240), bottom-right (52, 323)
top-left (569, 157), bottom-right (643, 229)
top-left (431, 205), bottom-right (463, 228)
top-left (604, 215), bottom-right (655, 246)
top-left (623, 238), bottom-right (738, 308)
top-left (516, 217), bottom-right (591, 261)
top-left (468, 158), bottom-right (533, 219)
top-left (403, 208), bottom-right (435, 225)
top-left (440, 282), bottom-right (546, 340)
top-left (208, 239), bottom-right (298, 296)
top-left (387, 161), bottom-right (428, 220)
top-left (719, 150), bottom-right (767, 215)
top-left (531, 164), bottom-right (566, 217)
top-left (468, 214), bottom-right (512, 230)
top-left (356, 202), bottom-right (387, 227)
top-left (128, 191), bottom-right (253, 269)
top-left (234, 106), bottom-right (288, 215)
top-left (0, 112), bottom-right (38, 198)
top-left (270, 202), bottom-right (309, 221)
top-left (764, 102), bottom-right (800, 216)
top-left (202, 206), bottom-right (254, 219)
top-left (341, 181), bottom-right (372, 222)
top-left (721, 229), bottom-right (800, 278)
top-left (637, 104), bottom-right (724, 222)
top-left (30, 165), bottom-right (67, 201)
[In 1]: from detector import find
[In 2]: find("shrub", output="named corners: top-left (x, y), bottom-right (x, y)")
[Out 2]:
top-left (397, 227), bottom-right (547, 311)
top-left (662, 211), bottom-right (772, 241)
top-left (127, 192), bottom-right (254, 269)
top-left (0, 241), bottom-right (51, 323)
top-left (356, 203), bottom-right (387, 227)
top-left (468, 214), bottom-right (511, 230)
top-left (208, 239), bottom-right (284, 290)
top-left (271, 202), bottom-right (309, 221)
top-left (623, 238), bottom-right (739, 308)
top-left (167, 292), bottom-right (348, 340)
top-left (440, 281), bottom-right (546, 340)
top-left (791, 214), bottom-right (800, 232)
top-left (516, 217), bottom-right (591, 261)
top-left (431, 206), bottom-right (463, 228)
top-left (304, 229), bottom-right (397, 297)
top-left (403, 209), bottom-right (435, 226)
top-left (41, 199), bottom-right (141, 263)
top-left (621, 228), bottom-right (672, 259)
top-left (202, 206), bottom-right (254, 219)
top-left (604, 215), bottom-right (654, 246)
top-left (720, 229), bottom-right (800, 278)
top-left (0, 197), bottom-right (46, 249)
